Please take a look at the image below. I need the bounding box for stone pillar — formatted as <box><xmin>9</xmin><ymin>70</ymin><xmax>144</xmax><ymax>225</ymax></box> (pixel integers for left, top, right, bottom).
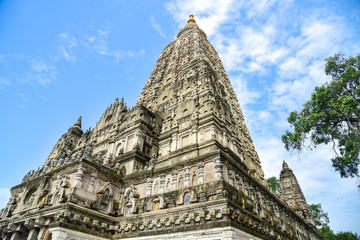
<box><xmin>104</xmin><ymin>142</ymin><xmax>115</xmax><ymax>165</ymax></box>
<box><xmin>184</xmin><ymin>166</ymin><xmax>190</xmax><ymax>188</ymax></box>
<box><xmin>159</xmin><ymin>174</ymin><xmax>165</xmax><ymax>194</ymax></box>
<box><xmin>36</xmin><ymin>228</ymin><xmax>45</xmax><ymax>240</ymax></box>
<box><xmin>171</xmin><ymin>134</ymin><xmax>177</xmax><ymax>151</ymax></box>
<box><xmin>73</xmin><ymin>166</ymin><xmax>85</xmax><ymax>188</ymax></box>
<box><xmin>166</xmin><ymin>141</ymin><xmax>171</xmax><ymax>154</ymax></box>
<box><xmin>231</xmin><ymin>139</ymin><xmax>236</xmax><ymax>152</ymax></box>
<box><xmin>222</xmin><ymin>131</ymin><xmax>227</xmax><ymax>146</ymax></box>
<box><xmin>146</xmin><ymin>178</ymin><xmax>152</xmax><ymax>196</ymax></box>
<box><xmin>172</xmin><ymin>170</ymin><xmax>177</xmax><ymax>191</ymax></box>
<box><xmin>87</xmin><ymin>172</ymin><xmax>97</xmax><ymax>193</ymax></box>
<box><xmin>211</xmin><ymin>126</ymin><xmax>217</xmax><ymax>140</ymax></box>
<box><xmin>27</xmin><ymin>228</ymin><xmax>39</xmax><ymax>240</ymax></box>
<box><xmin>10</xmin><ymin>232</ymin><xmax>21</xmax><ymax>240</ymax></box>
<box><xmin>197</xmin><ymin>162</ymin><xmax>204</xmax><ymax>184</ymax></box>
<box><xmin>214</xmin><ymin>157</ymin><xmax>223</xmax><ymax>180</ymax></box>
<box><xmin>3</xmin><ymin>234</ymin><xmax>11</xmax><ymax>240</ymax></box>
<box><xmin>190</xmin><ymin>128</ymin><xmax>197</xmax><ymax>145</ymax></box>
<box><xmin>134</xmin><ymin>130</ymin><xmax>144</xmax><ymax>151</ymax></box>
<box><xmin>199</xmin><ymin>130</ymin><xmax>204</xmax><ymax>141</ymax></box>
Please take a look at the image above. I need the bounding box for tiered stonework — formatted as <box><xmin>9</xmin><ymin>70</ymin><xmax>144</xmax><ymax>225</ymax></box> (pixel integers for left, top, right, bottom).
<box><xmin>280</xmin><ymin>161</ymin><xmax>314</xmax><ymax>225</ymax></box>
<box><xmin>0</xmin><ymin>16</ymin><xmax>321</xmax><ymax>240</ymax></box>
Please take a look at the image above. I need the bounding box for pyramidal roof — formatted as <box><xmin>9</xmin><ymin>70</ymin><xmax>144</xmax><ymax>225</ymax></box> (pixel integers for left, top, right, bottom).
<box><xmin>1</xmin><ymin>15</ymin><xmax>321</xmax><ymax>240</ymax></box>
<box><xmin>138</xmin><ymin>15</ymin><xmax>265</xmax><ymax>183</ymax></box>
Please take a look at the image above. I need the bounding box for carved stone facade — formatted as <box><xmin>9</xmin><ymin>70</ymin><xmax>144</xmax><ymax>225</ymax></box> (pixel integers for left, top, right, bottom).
<box><xmin>0</xmin><ymin>15</ymin><xmax>321</xmax><ymax>240</ymax></box>
<box><xmin>280</xmin><ymin>161</ymin><xmax>314</xmax><ymax>225</ymax></box>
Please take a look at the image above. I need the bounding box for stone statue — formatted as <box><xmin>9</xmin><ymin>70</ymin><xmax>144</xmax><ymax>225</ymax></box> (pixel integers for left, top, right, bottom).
<box><xmin>70</xmin><ymin>153</ymin><xmax>77</xmax><ymax>162</ymax></box>
<box><xmin>75</xmin><ymin>151</ymin><xmax>83</xmax><ymax>161</ymax></box>
<box><xmin>29</xmin><ymin>170</ymin><xmax>35</xmax><ymax>179</ymax></box>
<box><xmin>63</xmin><ymin>156</ymin><xmax>70</xmax><ymax>165</ymax></box>
<box><xmin>57</xmin><ymin>153</ymin><xmax>66</xmax><ymax>167</ymax></box>
<box><xmin>84</xmin><ymin>145</ymin><xmax>93</xmax><ymax>159</ymax></box>
<box><xmin>149</xmin><ymin>156</ymin><xmax>156</xmax><ymax>169</ymax></box>
<box><xmin>51</xmin><ymin>158</ymin><xmax>58</xmax><ymax>168</ymax></box>
<box><xmin>95</xmin><ymin>152</ymin><xmax>103</xmax><ymax>163</ymax></box>
<box><xmin>26</xmin><ymin>193</ymin><xmax>35</xmax><ymax>208</ymax></box>
<box><xmin>22</xmin><ymin>171</ymin><xmax>30</xmax><ymax>183</ymax></box>
<box><xmin>43</xmin><ymin>163</ymin><xmax>51</xmax><ymax>173</ymax></box>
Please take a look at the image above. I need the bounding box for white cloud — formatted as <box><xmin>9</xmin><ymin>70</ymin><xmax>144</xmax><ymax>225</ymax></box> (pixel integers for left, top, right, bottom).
<box><xmin>0</xmin><ymin>54</ymin><xmax>56</xmax><ymax>87</ymax></box>
<box><xmin>24</xmin><ymin>59</ymin><xmax>56</xmax><ymax>86</ymax></box>
<box><xmin>230</xmin><ymin>74</ymin><xmax>260</xmax><ymax>108</ymax></box>
<box><xmin>82</xmin><ymin>28</ymin><xmax>145</xmax><ymax>62</ymax></box>
<box><xmin>150</xmin><ymin>16</ymin><xmax>166</xmax><ymax>38</ymax></box>
<box><xmin>165</xmin><ymin>0</ymin><xmax>234</xmax><ymax>37</ymax></box>
<box><xmin>57</xmin><ymin>33</ymin><xmax>77</xmax><ymax>62</ymax></box>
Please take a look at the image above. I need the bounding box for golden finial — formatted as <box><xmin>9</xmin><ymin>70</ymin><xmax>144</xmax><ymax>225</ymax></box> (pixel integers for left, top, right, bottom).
<box><xmin>187</xmin><ymin>14</ymin><xmax>196</xmax><ymax>23</ymax></box>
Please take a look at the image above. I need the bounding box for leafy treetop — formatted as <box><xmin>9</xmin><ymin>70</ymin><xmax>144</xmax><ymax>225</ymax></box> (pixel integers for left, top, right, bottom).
<box><xmin>266</xmin><ymin>176</ymin><xmax>280</xmax><ymax>197</ymax></box>
<box><xmin>282</xmin><ymin>54</ymin><xmax>360</xmax><ymax>179</ymax></box>
<box><xmin>309</xmin><ymin>203</ymin><xmax>359</xmax><ymax>239</ymax></box>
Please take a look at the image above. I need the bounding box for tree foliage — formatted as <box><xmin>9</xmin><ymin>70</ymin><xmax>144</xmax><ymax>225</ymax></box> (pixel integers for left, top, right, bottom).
<box><xmin>309</xmin><ymin>203</ymin><xmax>330</xmax><ymax>228</ymax></box>
<box><xmin>266</xmin><ymin>176</ymin><xmax>280</xmax><ymax>197</ymax></box>
<box><xmin>282</xmin><ymin>54</ymin><xmax>360</xmax><ymax>179</ymax></box>
<box><xmin>309</xmin><ymin>203</ymin><xmax>359</xmax><ymax>240</ymax></box>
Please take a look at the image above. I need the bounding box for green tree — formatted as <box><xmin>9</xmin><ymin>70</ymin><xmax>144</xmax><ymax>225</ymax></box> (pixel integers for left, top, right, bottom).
<box><xmin>309</xmin><ymin>203</ymin><xmax>360</xmax><ymax>239</ymax></box>
<box><xmin>335</xmin><ymin>232</ymin><xmax>360</xmax><ymax>240</ymax></box>
<box><xmin>318</xmin><ymin>226</ymin><xmax>336</xmax><ymax>240</ymax></box>
<box><xmin>266</xmin><ymin>176</ymin><xmax>280</xmax><ymax>197</ymax></box>
<box><xmin>309</xmin><ymin>203</ymin><xmax>330</xmax><ymax>229</ymax></box>
<box><xmin>282</xmin><ymin>54</ymin><xmax>360</xmax><ymax>179</ymax></box>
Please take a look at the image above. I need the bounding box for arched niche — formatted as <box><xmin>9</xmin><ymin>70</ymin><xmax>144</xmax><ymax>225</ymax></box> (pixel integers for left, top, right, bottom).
<box><xmin>120</xmin><ymin>185</ymin><xmax>138</xmax><ymax>215</ymax></box>
<box><xmin>121</xmin><ymin>197</ymin><xmax>136</xmax><ymax>216</ymax></box>
<box><xmin>95</xmin><ymin>182</ymin><xmax>114</xmax><ymax>214</ymax></box>
<box><xmin>176</xmin><ymin>189</ymin><xmax>197</xmax><ymax>205</ymax></box>
<box><xmin>23</xmin><ymin>187</ymin><xmax>37</xmax><ymax>208</ymax></box>
<box><xmin>146</xmin><ymin>195</ymin><xmax>165</xmax><ymax>211</ymax></box>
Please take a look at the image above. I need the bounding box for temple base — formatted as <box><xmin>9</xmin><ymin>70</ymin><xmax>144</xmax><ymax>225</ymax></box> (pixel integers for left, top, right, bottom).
<box><xmin>49</xmin><ymin>226</ymin><xmax>262</xmax><ymax>240</ymax></box>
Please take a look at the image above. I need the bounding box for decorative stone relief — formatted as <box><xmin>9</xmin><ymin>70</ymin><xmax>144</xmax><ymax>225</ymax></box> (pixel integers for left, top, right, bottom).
<box><xmin>51</xmin><ymin>175</ymin><xmax>69</xmax><ymax>205</ymax></box>
<box><xmin>214</xmin><ymin>157</ymin><xmax>223</xmax><ymax>180</ymax></box>
<box><xmin>94</xmin><ymin>182</ymin><xmax>114</xmax><ymax>214</ymax></box>
<box><xmin>73</xmin><ymin>166</ymin><xmax>85</xmax><ymax>188</ymax></box>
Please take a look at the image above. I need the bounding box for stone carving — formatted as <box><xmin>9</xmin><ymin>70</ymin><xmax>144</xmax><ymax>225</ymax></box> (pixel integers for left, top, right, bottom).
<box><xmin>214</xmin><ymin>157</ymin><xmax>223</xmax><ymax>180</ymax></box>
<box><xmin>73</xmin><ymin>166</ymin><xmax>85</xmax><ymax>188</ymax></box>
<box><xmin>26</xmin><ymin>193</ymin><xmax>35</xmax><ymax>208</ymax></box>
<box><xmin>0</xmin><ymin>15</ymin><xmax>320</xmax><ymax>240</ymax></box>
<box><xmin>149</xmin><ymin>156</ymin><xmax>156</xmax><ymax>169</ymax></box>
<box><xmin>51</xmin><ymin>175</ymin><xmax>69</xmax><ymax>204</ymax></box>
<box><xmin>38</xmin><ymin>181</ymin><xmax>50</xmax><ymax>208</ymax></box>
<box><xmin>146</xmin><ymin>195</ymin><xmax>165</xmax><ymax>211</ymax></box>
<box><xmin>95</xmin><ymin>182</ymin><xmax>114</xmax><ymax>214</ymax></box>
<box><xmin>84</xmin><ymin>145</ymin><xmax>93</xmax><ymax>159</ymax></box>
<box><xmin>0</xmin><ymin>194</ymin><xmax>18</xmax><ymax>218</ymax></box>
<box><xmin>120</xmin><ymin>185</ymin><xmax>138</xmax><ymax>216</ymax></box>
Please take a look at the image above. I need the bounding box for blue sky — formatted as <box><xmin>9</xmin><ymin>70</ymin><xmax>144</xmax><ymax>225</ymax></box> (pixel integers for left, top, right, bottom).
<box><xmin>1</xmin><ymin>0</ymin><xmax>359</xmax><ymax>234</ymax></box>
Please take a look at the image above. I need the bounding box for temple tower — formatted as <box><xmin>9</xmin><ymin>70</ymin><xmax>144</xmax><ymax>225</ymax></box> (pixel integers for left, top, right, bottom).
<box><xmin>138</xmin><ymin>14</ymin><xmax>265</xmax><ymax>184</ymax></box>
<box><xmin>0</xmin><ymin>15</ymin><xmax>320</xmax><ymax>240</ymax></box>
<box><xmin>280</xmin><ymin>161</ymin><xmax>314</xmax><ymax>225</ymax></box>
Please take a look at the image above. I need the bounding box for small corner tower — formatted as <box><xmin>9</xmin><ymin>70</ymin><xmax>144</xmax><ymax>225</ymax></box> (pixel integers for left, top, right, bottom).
<box><xmin>280</xmin><ymin>160</ymin><xmax>314</xmax><ymax>224</ymax></box>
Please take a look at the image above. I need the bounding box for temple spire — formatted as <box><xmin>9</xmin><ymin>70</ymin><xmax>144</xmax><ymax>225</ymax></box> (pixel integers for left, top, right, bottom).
<box><xmin>282</xmin><ymin>160</ymin><xmax>289</xmax><ymax>169</ymax></box>
<box><xmin>187</xmin><ymin>14</ymin><xmax>196</xmax><ymax>23</ymax></box>
<box><xmin>74</xmin><ymin>116</ymin><xmax>82</xmax><ymax>128</ymax></box>
<box><xmin>68</xmin><ymin>116</ymin><xmax>83</xmax><ymax>136</ymax></box>
<box><xmin>280</xmin><ymin>161</ymin><xmax>314</xmax><ymax>224</ymax></box>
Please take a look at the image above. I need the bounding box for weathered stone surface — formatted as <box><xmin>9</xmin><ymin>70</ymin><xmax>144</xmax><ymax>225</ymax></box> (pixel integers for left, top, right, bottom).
<box><xmin>0</xmin><ymin>15</ymin><xmax>321</xmax><ymax>240</ymax></box>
